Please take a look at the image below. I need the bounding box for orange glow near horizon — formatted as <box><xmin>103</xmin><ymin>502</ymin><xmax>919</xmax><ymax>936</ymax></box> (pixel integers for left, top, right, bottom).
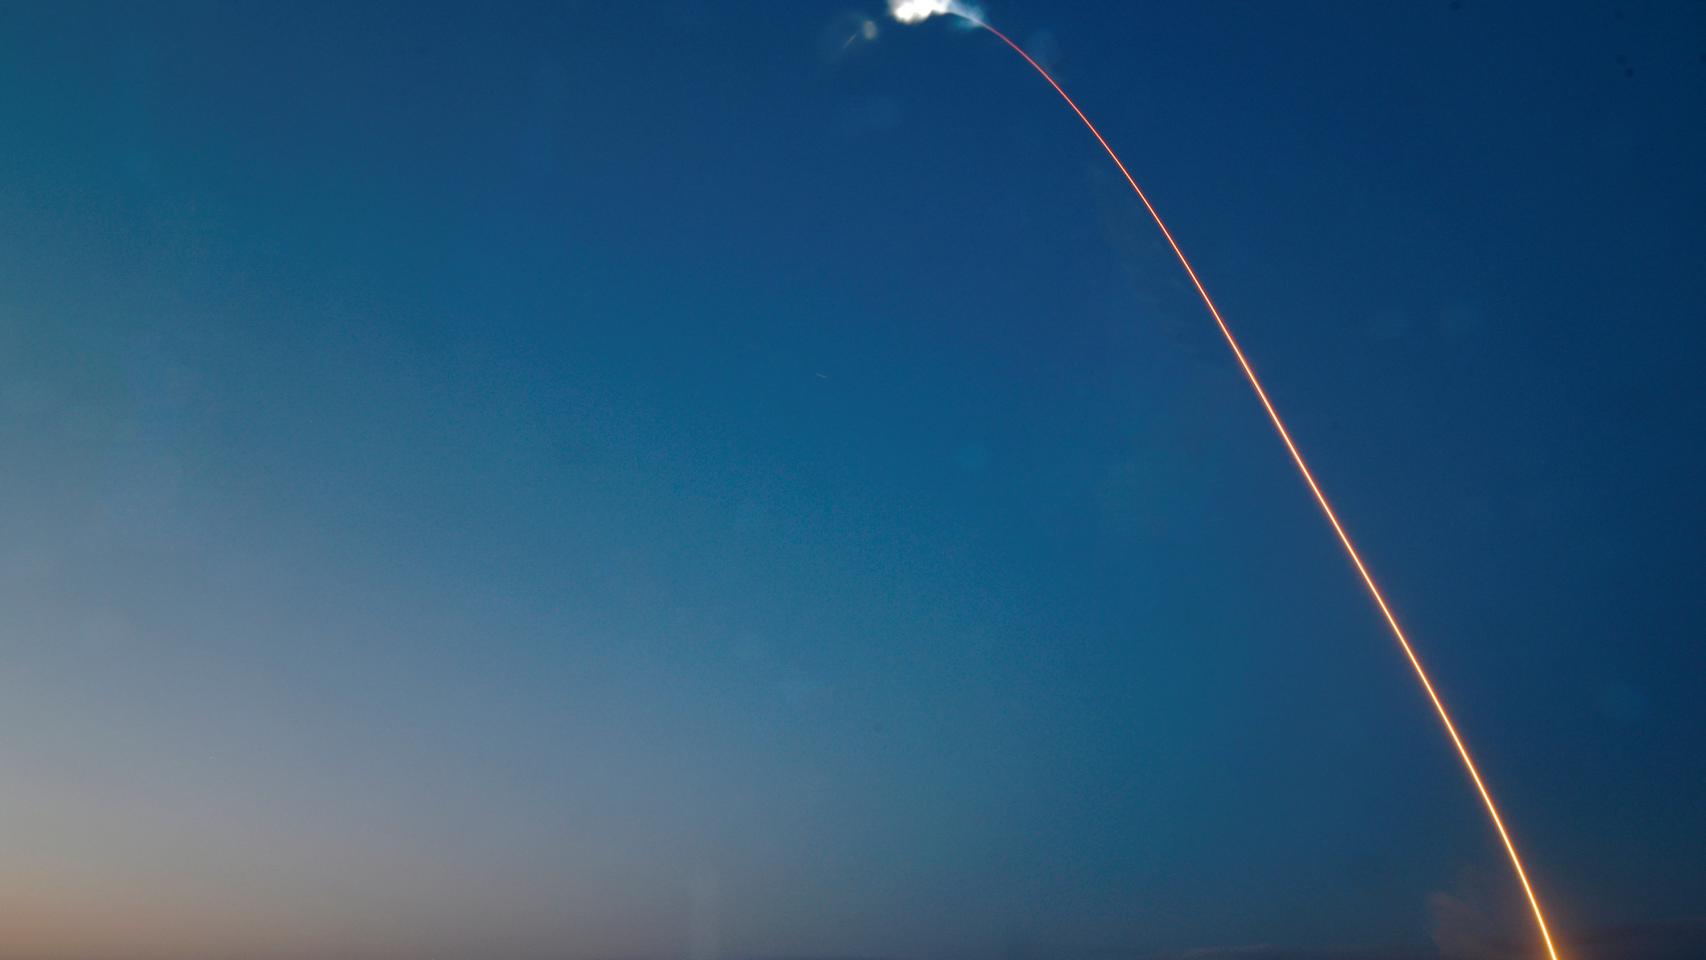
<box><xmin>968</xmin><ymin>19</ymin><xmax>1562</xmax><ymax>960</ymax></box>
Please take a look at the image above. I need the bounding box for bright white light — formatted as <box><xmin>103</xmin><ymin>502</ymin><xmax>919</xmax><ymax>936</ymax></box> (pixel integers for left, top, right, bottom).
<box><xmin>889</xmin><ymin>0</ymin><xmax>983</xmax><ymax>25</ymax></box>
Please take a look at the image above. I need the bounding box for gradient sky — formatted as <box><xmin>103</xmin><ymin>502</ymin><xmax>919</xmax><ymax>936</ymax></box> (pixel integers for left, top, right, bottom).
<box><xmin>3</xmin><ymin>2</ymin><xmax>1705</xmax><ymax>959</ymax></box>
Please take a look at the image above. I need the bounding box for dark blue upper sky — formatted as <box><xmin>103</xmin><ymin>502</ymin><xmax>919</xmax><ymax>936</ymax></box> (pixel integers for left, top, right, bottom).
<box><xmin>2</xmin><ymin>2</ymin><xmax>1703</xmax><ymax>958</ymax></box>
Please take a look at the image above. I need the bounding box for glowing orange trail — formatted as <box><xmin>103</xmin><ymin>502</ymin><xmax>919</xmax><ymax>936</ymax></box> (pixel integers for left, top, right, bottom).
<box><xmin>966</xmin><ymin>19</ymin><xmax>1561</xmax><ymax>960</ymax></box>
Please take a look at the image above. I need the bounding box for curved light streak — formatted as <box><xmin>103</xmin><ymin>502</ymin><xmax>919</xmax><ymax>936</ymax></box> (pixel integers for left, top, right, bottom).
<box><xmin>958</xmin><ymin>16</ymin><xmax>1563</xmax><ymax>960</ymax></box>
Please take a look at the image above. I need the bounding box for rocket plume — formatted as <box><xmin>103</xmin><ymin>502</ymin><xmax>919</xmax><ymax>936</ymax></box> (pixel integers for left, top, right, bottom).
<box><xmin>890</xmin><ymin>8</ymin><xmax>1566</xmax><ymax>960</ymax></box>
<box><xmin>888</xmin><ymin>0</ymin><xmax>984</xmax><ymax>26</ymax></box>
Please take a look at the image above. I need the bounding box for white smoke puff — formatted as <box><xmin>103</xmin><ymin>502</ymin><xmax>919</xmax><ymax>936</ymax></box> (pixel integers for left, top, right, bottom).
<box><xmin>889</xmin><ymin>0</ymin><xmax>984</xmax><ymax>25</ymax></box>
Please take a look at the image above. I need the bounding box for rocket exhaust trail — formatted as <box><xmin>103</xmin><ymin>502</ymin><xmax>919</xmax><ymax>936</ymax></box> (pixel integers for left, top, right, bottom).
<box><xmin>959</xmin><ymin>17</ymin><xmax>1563</xmax><ymax>960</ymax></box>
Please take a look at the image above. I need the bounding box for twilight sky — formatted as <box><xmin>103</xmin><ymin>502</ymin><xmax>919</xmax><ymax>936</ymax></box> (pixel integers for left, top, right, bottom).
<box><xmin>2</xmin><ymin>2</ymin><xmax>1704</xmax><ymax>959</ymax></box>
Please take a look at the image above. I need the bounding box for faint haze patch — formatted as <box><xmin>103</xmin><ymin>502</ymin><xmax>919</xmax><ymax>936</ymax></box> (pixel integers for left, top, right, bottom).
<box><xmin>1011</xmin><ymin>27</ymin><xmax>1063</xmax><ymax>72</ymax></box>
<box><xmin>1423</xmin><ymin>870</ymin><xmax>1706</xmax><ymax>960</ymax></box>
<box><xmin>1088</xmin><ymin>162</ymin><xmax>1218</xmax><ymax>366</ymax></box>
<box><xmin>832</xmin><ymin>96</ymin><xmax>903</xmax><ymax>140</ymax></box>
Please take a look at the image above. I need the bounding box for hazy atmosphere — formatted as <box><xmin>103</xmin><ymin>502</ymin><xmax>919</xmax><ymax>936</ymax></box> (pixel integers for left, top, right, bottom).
<box><xmin>3</xmin><ymin>2</ymin><xmax>1704</xmax><ymax>958</ymax></box>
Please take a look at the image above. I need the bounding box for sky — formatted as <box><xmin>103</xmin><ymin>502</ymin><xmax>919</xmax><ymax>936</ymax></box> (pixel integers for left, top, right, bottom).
<box><xmin>2</xmin><ymin>2</ymin><xmax>1704</xmax><ymax>959</ymax></box>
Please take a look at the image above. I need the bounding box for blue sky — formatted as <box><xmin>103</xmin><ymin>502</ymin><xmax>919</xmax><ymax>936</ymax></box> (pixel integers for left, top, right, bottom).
<box><xmin>2</xmin><ymin>2</ymin><xmax>1704</xmax><ymax>958</ymax></box>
